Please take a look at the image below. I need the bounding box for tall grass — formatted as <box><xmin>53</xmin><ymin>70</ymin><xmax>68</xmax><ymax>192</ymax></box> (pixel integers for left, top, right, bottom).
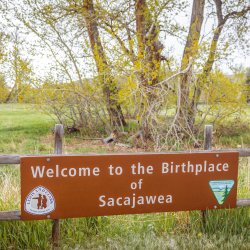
<box><xmin>0</xmin><ymin>104</ymin><xmax>54</xmax><ymax>154</ymax></box>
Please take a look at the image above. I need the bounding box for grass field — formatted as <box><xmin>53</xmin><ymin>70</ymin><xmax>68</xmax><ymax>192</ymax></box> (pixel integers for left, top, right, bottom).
<box><xmin>0</xmin><ymin>104</ymin><xmax>250</xmax><ymax>249</ymax></box>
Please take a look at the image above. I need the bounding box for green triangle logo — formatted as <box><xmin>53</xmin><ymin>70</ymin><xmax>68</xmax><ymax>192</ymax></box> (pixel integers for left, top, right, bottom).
<box><xmin>209</xmin><ymin>180</ymin><xmax>234</xmax><ymax>205</ymax></box>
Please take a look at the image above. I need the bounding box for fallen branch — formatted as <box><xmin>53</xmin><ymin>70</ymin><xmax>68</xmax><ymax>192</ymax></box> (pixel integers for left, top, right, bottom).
<box><xmin>73</xmin><ymin>137</ymin><xmax>103</xmax><ymax>140</ymax></box>
<box><xmin>102</xmin><ymin>130</ymin><xmax>128</xmax><ymax>144</ymax></box>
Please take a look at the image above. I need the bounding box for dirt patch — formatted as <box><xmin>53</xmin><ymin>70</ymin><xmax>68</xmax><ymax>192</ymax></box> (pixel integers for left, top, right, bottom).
<box><xmin>41</xmin><ymin>135</ymin><xmax>145</xmax><ymax>154</ymax></box>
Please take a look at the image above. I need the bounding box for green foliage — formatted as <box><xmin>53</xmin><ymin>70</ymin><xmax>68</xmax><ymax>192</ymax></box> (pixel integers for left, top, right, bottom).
<box><xmin>197</xmin><ymin>71</ymin><xmax>246</xmax><ymax>126</ymax></box>
<box><xmin>207</xmin><ymin>71</ymin><xmax>244</xmax><ymax>107</ymax></box>
<box><xmin>0</xmin><ymin>75</ymin><xmax>9</xmax><ymax>103</ymax></box>
<box><xmin>245</xmin><ymin>68</ymin><xmax>250</xmax><ymax>102</ymax></box>
<box><xmin>213</xmin><ymin>116</ymin><xmax>250</xmax><ymax>147</ymax></box>
<box><xmin>246</xmin><ymin>68</ymin><xmax>250</xmax><ymax>85</ymax></box>
<box><xmin>11</xmin><ymin>47</ymin><xmax>33</xmax><ymax>103</ymax></box>
<box><xmin>31</xmin><ymin>79</ymin><xmax>111</xmax><ymax>135</ymax></box>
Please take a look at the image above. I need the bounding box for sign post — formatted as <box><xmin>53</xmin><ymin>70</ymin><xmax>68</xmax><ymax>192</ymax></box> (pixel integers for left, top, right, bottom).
<box><xmin>202</xmin><ymin>124</ymin><xmax>213</xmax><ymax>225</ymax></box>
<box><xmin>21</xmin><ymin>152</ymin><xmax>239</xmax><ymax>220</ymax></box>
<box><xmin>52</xmin><ymin>124</ymin><xmax>63</xmax><ymax>248</ymax></box>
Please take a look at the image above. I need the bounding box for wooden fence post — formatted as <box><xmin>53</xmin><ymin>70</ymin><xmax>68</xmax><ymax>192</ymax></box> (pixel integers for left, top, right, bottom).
<box><xmin>52</xmin><ymin>124</ymin><xmax>64</xmax><ymax>248</ymax></box>
<box><xmin>202</xmin><ymin>124</ymin><xmax>213</xmax><ymax>226</ymax></box>
<box><xmin>204</xmin><ymin>125</ymin><xmax>213</xmax><ymax>151</ymax></box>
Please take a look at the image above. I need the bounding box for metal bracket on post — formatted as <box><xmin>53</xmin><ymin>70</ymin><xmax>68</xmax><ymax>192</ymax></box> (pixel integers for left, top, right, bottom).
<box><xmin>52</xmin><ymin>124</ymin><xmax>64</xmax><ymax>249</ymax></box>
<box><xmin>202</xmin><ymin>124</ymin><xmax>213</xmax><ymax>227</ymax></box>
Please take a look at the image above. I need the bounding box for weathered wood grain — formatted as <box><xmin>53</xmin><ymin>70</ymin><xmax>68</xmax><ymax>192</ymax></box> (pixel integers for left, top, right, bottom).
<box><xmin>0</xmin><ymin>148</ymin><xmax>249</xmax><ymax>166</ymax></box>
<box><xmin>0</xmin><ymin>155</ymin><xmax>21</xmax><ymax>164</ymax></box>
<box><xmin>237</xmin><ymin>198</ymin><xmax>250</xmax><ymax>207</ymax></box>
<box><xmin>52</xmin><ymin>124</ymin><xmax>64</xmax><ymax>249</ymax></box>
<box><xmin>202</xmin><ymin>125</ymin><xmax>213</xmax><ymax>224</ymax></box>
<box><xmin>1</xmin><ymin>198</ymin><xmax>249</xmax><ymax>221</ymax></box>
<box><xmin>204</xmin><ymin>125</ymin><xmax>213</xmax><ymax>150</ymax></box>
<box><xmin>0</xmin><ymin>211</ymin><xmax>21</xmax><ymax>221</ymax></box>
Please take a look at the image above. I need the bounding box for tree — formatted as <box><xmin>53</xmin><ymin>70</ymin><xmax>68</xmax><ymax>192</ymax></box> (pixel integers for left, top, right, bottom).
<box><xmin>81</xmin><ymin>0</ymin><xmax>126</xmax><ymax>127</ymax></box>
<box><xmin>181</xmin><ymin>0</ymin><xmax>250</xmax><ymax>133</ymax></box>
<box><xmin>61</xmin><ymin>0</ymin><xmax>127</xmax><ymax>127</ymax></box>
<box><xmin>0</xmin><ymin>75</ymin><xmax>9</xmax><ymax>103</ymax></box>
<box><xmin>10</xmin><ymin>0</ymin><xmax>126</xmax><ymax>127</ymax></box>
<box><xmin>0</xmin><ymin>32</ymin><xmax>9</xmax><ymax>102</ymax></box>
<box><xmin>178</xmin><ymin>0</ymin><xmax>205</xmax><ymax>133</ymax></box>
<box><xmin>5</xmin><ymin>30</ymin><xmax>32</xmax><ymax>103</ymax></box>
<box><xmin>222</xmin><ymin>185</ymin><xmax>229</xmax><ymax>203</ymax></box>
<box><xmin>92</xmin><ymin>0</ymin><xmax>180</xmax><ymax>138</ymax></box>
<box><xmin>133</xmin><ymin>0</ymin><xmax>164</xmax><ymax>136</ymax></box>
<box><xmin>193</xmin><ymin>0</ymin><xmax>250</xmax><ymax>117</ymax></box>
<box><xmin>100</xmin><ymin>0</ymin><xmax>165</xmax><ymax>136</ymax></box>
<box><xmin>245</xmin><ymin>68</ymin><xmax>250</xmax><ymax>103</ymax></box>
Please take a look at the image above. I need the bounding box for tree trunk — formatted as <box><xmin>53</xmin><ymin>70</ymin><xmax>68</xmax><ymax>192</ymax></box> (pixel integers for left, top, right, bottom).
<box><xmin>5</xmin><ymin>84</ymin><xmax>17</xmax><ymax>103</ymax></box>
<box><xmin>135</xmin><ymin>0</ymin><xmax>162</xmax><ymax>87</ymax></box>
<box><xmin>135</xmin><ymin>0</ymin><xmax>163</xmax><ymax>137</ymax></box>
<box><xmin>83</xmin><ymin>0</ymin><xmax>126</xmax><ymax>127</ymax></box>
<box><xmin>191</xmin><ymin>25</ymin><xmax>223</xmax><ymax>117</ymax></box>
<box><xmin>178</xmin><ymin>0</ymin><xmax>205</xmax><ymax>132</ymax></box>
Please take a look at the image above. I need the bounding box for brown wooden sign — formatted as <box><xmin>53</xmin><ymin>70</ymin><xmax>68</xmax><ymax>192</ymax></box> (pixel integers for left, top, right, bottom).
<box><xmin>21</xmin><ymin>152</ymin><xmax>239</xmax><ymax>220</ymax></box>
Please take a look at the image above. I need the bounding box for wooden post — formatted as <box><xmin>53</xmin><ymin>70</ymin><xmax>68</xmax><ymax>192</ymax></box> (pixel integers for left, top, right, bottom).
<box><xmin>202</xmin><ymin>124</ymin><xmax>213</xmax><ymax>226</ymax></box>
<box><xmin>204</xmin><ymin>125</ymin><xmax>213</xmax><ymax>151</ymax></box>
<box><xmin>52</xmin><ymin>124</ymin><xmax>64</xmax><ymax>248</ymax></box>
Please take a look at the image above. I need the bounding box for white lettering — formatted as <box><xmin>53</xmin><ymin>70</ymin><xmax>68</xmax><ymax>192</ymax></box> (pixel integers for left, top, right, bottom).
<box><xmin>158</xmin><ymin>195</ymin><xmax>164</xmax><ymax>203</ymax></box>
<box><xmin>116</xmin><ymin>197</ymin><xmax>122</xmax><ymax>206</ymax></box>
<box><xmin>161</xmin><ymin>161</ymin><xmax>229</xmax><ymax>176</ymax></box>
<box><xmin>223</xmin><ymin>163</ymin><xmax>229</xmax><ymax>171</ymax></box>
<box><xmin>195</xmin><ymin>164</ymin><xmax>202</xmax><ymax>175</ymax></box>
<box><xmin>99</xmin><ymin>195</ymin><xmax>106</xmax><ymax>207</ymax></box>
<box><xmin>79</xmin><ymin>168</ymin><xmax>90</xmax><ymax>176</ymax></box>
<box><xmin>31</xmin><ymin>166</ymin><xmax>45</xmax><ymax>178</ymax></box>
<box><xmin>208</xmin><ymin>163</ymin><xmax>215</xmax><ymax>172</ymax></box>
<box><xmin>166</xmin><ymin>195</ymin><xmax>172</xmax><ymax>203</ymax></box>
<box><xmin>93</xmin><ymin>167</ymin><xmax>100</xmax><ymax>176</ymax></box>
<box><xmin>145</xmin><ymin>195</ymin><xmax>156</xmax><ymax>204</ymax></box>
<box><xmin>137</xmin><ymin>196</ymin><xmax>144</xmax><ymax>205</ymax></box>
<box><xmin>56</xmin><ymin>165</ymin><xmax>59</xmax><ymax>177</ymax></box>
<box><xmin>107</xmin><ymin>198</ymin><xmax>114</xmax><ymax>206</ymax></box>
<box><xmin>115</xmin><ymin>166</ymin><xmax>123</xmax><ymax>175</ymax></box>
<box><xmin>69</xmin><ymin>168</ymin><xmax>76</xmax><ymax>177</ymax></box>
<box><xmin>147</xmin><ymin>165</ymin><xmax>154</xmax><ymax>174</ymax></box>
<box><xmin>216</xmin><ymin>163</ymin><xmax>222</xmax><ymax>172</ymax></box>
<box><xmin>162</xmin><ymin>163</ymin><xmax>169</xmax><ymax>173</ymax></box>
<box><xmin>61</xmin><ymin>168</ymin><xmax>68</xmax><ymax>177</ymax></box>
<box><xmin>46</xmin><ymin>168</ymin><xmax>54</xmax><ymax>178</ymax></box>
